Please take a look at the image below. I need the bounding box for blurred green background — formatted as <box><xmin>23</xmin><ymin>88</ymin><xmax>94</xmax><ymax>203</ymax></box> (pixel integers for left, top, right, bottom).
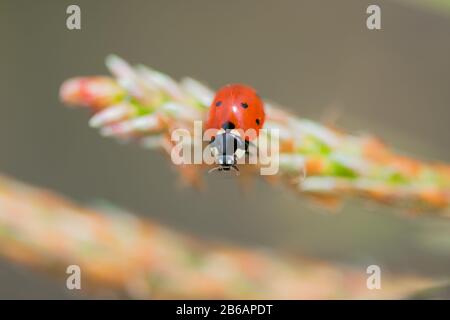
<box><xmin>0</xmin><ymin>0</ymin><xmax>450</xmax><ymax>298</ymax></box>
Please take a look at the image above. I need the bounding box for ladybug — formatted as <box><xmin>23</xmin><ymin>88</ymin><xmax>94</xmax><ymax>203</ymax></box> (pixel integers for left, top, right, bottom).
<box><xmin>206</xmin><ymin>84</ymin><xmax>265</xmax><ymax>173</ymax></box>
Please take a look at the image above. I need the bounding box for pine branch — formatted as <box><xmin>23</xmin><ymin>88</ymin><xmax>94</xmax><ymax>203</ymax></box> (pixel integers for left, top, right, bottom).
<box><xmin>60</xmin><ymin>55</ymin><xmax>450</xmax><ymax>214</ymax></box>
<box><xmin>0</xmin><ymin>175</ymin><xmax>433</xmax><ymax>299</ymax></box>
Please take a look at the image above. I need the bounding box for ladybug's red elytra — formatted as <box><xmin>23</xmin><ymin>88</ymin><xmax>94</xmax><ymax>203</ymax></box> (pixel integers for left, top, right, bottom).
<box><xmin>206</xmin><ymin>84</ymin><xmax>266</xmax><ymax>173</ymax></box>
<box><xmin>206</xmin><ymin>84</ymin><xmax>265</xmax><ymax>137</ymax></box>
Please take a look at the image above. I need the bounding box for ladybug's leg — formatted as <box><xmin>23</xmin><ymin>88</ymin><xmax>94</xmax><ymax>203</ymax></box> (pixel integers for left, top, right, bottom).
<box><xmin>245</xmin><ymin>140</ymin><xmax>257</xmax><ymax>155</ymax></box>
<box><xmin>245</xmin><ymin>140</ymin><xmax>250</xmax><ymax>154</ymax></box>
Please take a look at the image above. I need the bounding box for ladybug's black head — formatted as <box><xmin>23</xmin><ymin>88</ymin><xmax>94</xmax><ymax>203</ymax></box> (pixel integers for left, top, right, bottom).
<box><xmin>208</xmin><ymin>130</ymin><xmax>245</xmax><ymax>174</ymax></box>
<box><xmin>221</xmin><ymin>121</ymin><xmax>235</xmax><ymax>130</ymax></box>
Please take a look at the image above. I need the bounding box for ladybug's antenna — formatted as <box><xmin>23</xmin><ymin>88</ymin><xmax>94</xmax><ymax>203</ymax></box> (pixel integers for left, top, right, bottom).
<box><xmin>230</xmin><ymin>165</ymin><xmax>240</xmax><ymax>175</ymax></box>
<box><xmin>208</xmin><ymin>165</ymin><xmax>240</xmax><ymax>176</ymax></box>
<box><xmin>208</xmin><ymin>166</ymin><xmax>222</xmax><ymax>174</ymax></box>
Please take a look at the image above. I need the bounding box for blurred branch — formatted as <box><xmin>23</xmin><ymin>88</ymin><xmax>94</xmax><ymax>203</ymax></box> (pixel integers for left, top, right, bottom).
<box><xmin>0</xmin><ymin>175</ymin><xmax>434</xmax><ymax>298</ymax></box>
<box><xmin>60</xmin><ymin>55</ymin><xmax>450</xmax><ymax>215</ymax></box>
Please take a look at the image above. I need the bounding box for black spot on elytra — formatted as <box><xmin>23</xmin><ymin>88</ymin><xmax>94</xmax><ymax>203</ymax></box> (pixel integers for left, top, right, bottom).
<box><xmin>215</xmin><ymin>101</ymin><xmax>222</xmax><ymax>107</ymax></box>
<box><xmin>256</xmin><ymin>118</ymin><xmax>260</xmax><ymax>125</ymax></box>
<box><xmin>241</xmin><ymin>102</ymin><xmax>248</xmax><ymax>109</ymax></box>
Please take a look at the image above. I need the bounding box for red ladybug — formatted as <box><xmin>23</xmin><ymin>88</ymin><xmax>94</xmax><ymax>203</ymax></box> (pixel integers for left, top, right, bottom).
<box><xmin>206</xmin><ymin>84</ymin><xmax>265</xmax><ymax>135</ymax></box>
<box><xmin>206</xmin><ymin>84</ymin><xmax>265</xmax><ymax>172</ymax></box>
